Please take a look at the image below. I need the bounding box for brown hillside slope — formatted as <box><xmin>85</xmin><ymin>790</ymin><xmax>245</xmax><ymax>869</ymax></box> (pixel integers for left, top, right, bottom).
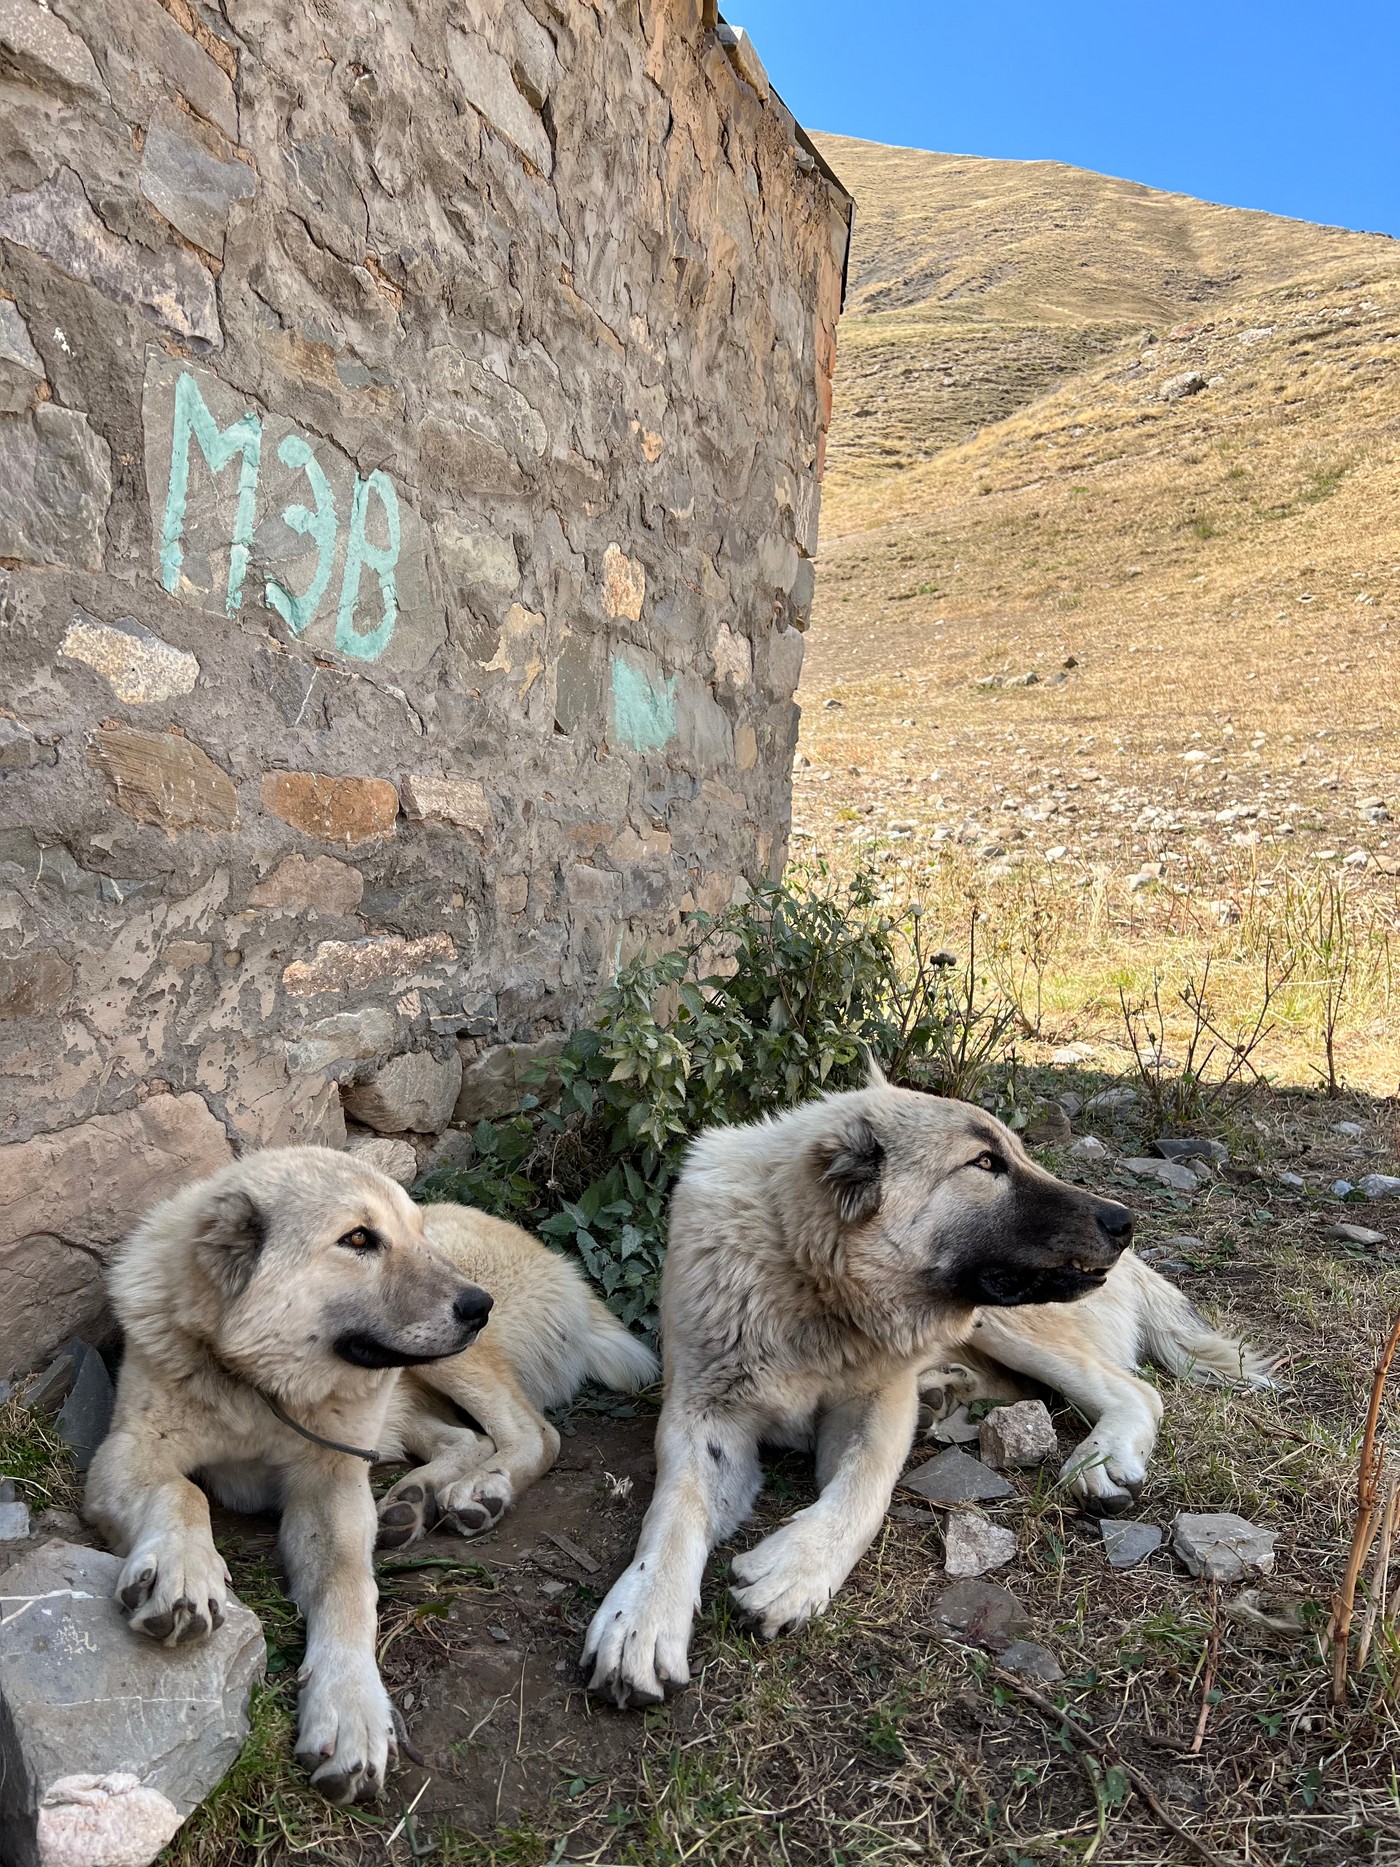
<box><xmin>795</xmin><ymin>138</ymin><xmax>1400</xmax><ymax>1088</ymax></box>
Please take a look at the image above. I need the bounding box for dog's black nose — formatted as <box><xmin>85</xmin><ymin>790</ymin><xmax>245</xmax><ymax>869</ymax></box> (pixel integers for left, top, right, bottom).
<box><xmin>1095</xmin><ymin>1200</ymin><xmax>1134</xmax><ymax>1246</ymax></box>
<box><xmin>454</xmin><ymin>1286</ymin><xmax>493</xmax><ymax>1329</ymax></box>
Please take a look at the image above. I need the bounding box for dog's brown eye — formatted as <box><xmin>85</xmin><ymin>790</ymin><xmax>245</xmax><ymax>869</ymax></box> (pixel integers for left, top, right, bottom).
<box><xmin>974</xmin><ymin>1152</ymin><xmax>1004</xmax><ymax>1173</ymax></box>
<box><xmin>337</xmin><ymin>1226</ymin><xmax>380</xmax><ymax>1253</ymax></box>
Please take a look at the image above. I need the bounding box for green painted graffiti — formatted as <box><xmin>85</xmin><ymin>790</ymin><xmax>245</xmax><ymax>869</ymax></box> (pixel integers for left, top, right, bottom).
<box><xmin>266</xmin><ymin>434</ymin><xmax>337</xmax><ymax>636</ymax></box>
<box><xmin>611</xmin><ymin>654</ymin><xmax>677</xmax><ymax>751</ymax></box>
<box><xmin>158</xmin><ymin>370</ymin><xmax>401</xmax><ymax>658</ymax></box>
<box><xmin>160</xmin><ymin>370</ymin><xmax>261</xmax><ymax>614</ymax></box>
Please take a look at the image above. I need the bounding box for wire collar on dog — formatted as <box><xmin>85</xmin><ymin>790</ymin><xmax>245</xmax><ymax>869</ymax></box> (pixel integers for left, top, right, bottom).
<box><xmin>261</xmin><ymin>1392</ymin><xmax>380</xmax><ymax>1463</ymax></box>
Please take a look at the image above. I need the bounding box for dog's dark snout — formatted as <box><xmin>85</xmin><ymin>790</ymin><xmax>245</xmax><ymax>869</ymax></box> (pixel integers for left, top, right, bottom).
<box><xmin>1095</xmin><ymin>1200</ymin><xmax>1134</xmax><ymax>1247</ymax></box>
<box><xmin>454</xmin><ymin>1286</ymin><xmax>493</xmax><ymax>1330</ymax></box>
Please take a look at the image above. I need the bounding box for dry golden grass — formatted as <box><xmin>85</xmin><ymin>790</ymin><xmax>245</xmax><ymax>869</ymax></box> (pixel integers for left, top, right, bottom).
<box><xmin>797</xmin><ymin>137</ymin><xmax>1400</xmax><ymax>1094</ymax></box>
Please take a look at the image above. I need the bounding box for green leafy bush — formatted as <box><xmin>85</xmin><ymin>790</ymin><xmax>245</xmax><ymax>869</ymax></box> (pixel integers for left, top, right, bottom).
<box><xmin>417</xmin><ymin>868</ymin><xmax>1015</xmax><ymax>1330</ymax></box>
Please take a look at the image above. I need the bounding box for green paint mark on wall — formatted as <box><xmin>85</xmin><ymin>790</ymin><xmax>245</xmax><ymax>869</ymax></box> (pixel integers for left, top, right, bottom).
<box><xmin>610</xmin><ymin>654</ymin><xmax>677</xmax><ymax>751</ymax></box>
<box><xmin>160</xmin><ymin>371</ymin><xmax>261</xmax><ymax>614</ymax></box>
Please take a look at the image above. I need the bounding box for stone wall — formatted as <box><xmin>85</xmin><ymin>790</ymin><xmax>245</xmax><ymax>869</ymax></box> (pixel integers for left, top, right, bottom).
<box><xmin>0</xmin><ymin>0</ymin><xmax>850</xmax><ymax>1374</ymax></box>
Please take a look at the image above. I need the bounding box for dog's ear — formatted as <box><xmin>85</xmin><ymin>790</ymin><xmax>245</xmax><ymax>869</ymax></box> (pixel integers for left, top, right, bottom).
<box><xmin>816</xmin><ymin>1115</ymin><xmax>885</xmax><ymax>1224</ymax></box>
<box><xmin>860</xmin><ymin>1044</ymin><xmax>889</xmax><ymax>1089</ymax></box>
<box><xmin>194</xmin><ymin>1187</ymin><xmax>266</xmax><ymax>1300</ymax></box>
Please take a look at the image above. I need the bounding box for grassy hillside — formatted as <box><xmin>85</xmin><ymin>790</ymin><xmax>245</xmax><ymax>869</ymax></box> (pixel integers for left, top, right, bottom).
<box><xmin>796</xmin><ymin>137</ymin><xmax>1400</xmax><ymax>1091</ymax></box>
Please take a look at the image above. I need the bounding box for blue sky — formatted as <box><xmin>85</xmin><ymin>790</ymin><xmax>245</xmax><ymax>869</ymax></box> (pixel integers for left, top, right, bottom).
<box><xmin>734</xmin><ymin>2</ymin><xmax>1400</xmax><ymax>237</ymax></box>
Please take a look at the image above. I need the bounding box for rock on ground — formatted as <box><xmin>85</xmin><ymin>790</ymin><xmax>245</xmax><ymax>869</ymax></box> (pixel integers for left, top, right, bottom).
<box><xmin>902</xmin><ymin>1446</ymin><xmax>1015</xmax><ymax>1504</ymax></box>
<box><xmin>0</xmin><ymin>1543</ymin><xmax>264</xmax><ymax>1867</ymax></box>
<box><xmin>930</xmin><ymin>1578</ymin><xmax>1031</xmax><ymax>1653</ymax></box>
<box><xmin>944</xmin><ymin>1510</ymin><xmax>1018</xmax><ymax>1578</ymax></box>
<box><xmin>1100</xmin><ymin>1519</ymin><xmax>1163</xmax><ymax>1570</ymax></box>
<box><xmin>978</xmin><ymin>1400</ymin><xmax>1058</xmax><ymax>1469</ymax></box>
<box><xmin>1171</xmin><ymin>1512</ymin><xmax>1277</xmax><ymax>1581</ymax></box>
<box><xmin>999</xmin><ymin>1639</ymin><xmax>1065</xmax><ymax>1682</ymax></box>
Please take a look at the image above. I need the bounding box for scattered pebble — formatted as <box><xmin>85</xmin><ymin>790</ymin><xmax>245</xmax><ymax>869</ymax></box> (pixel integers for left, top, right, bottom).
<box><xmin>1123</xmin><ymin>1157</ymin><xmax>1201</xmax><ymax>1193</ymax></box>
<box><xmin>1278</xmin><ymin>1172</ymin><xmax>1306</xmax><ymax>1190</ymax></box>
<box><xmin>1154</xmin><ymin>1137</ymin><xmax>1228</xmax><ymax>1164</ymax></box>
<box><xmin>944</xmin><ymin>1511</ymin><xmax>1018</xmax><ymax>1578</ymax></box>
<box><xmin>1070</xmin><ymin>1134</ymin><xmax>1110</xmax><ymax>1161</ymax></box>
<box><xmin>1172</xmin><ymin>1512</ymin><xmax>1277</xmax><ymax>1582</ymax></box>
<box><xmin>0</xmin><ymin>1499</ymin><xmax>30</xmax><ymax>1542</ymax></box>
<box><xmin>903</xmin><ymin>1447</ymin><xmax>1015</xmax><ymax>1505</ymax></box>
<box><xmin>979</xmin><ymin>1401</ymin><xmax>1058</xmax><ymax>1470</ymax></box>
<box><xmin>1332</xmin><ymin>1180</ymin><xmax>1355</xmax><ymax>1198</ymax></box>
<box><xmin>929</xmin><ymin>1405</ymin><xmax>983</xmax><ymax>1446</ymax></box>
<box><xmin>998</xmin><ymin>1639</ymin><xmax>1065</xmax><ymax>1682</ymax></box>
<box><xmin>1326</xmin><ymin>1222</ymin><xmax>1386</xmax><ymax>1247</ymax></box>
<box><xmin>1100</xmin><ymin>1520</ymin><xmax>1163</xmax><ymax>1570</ymax></box>
<box><xmin>1333</xmin><ymin>1122</ymin><xmax>1365</xmax><ymax>1138</ymax></box>
<box><xmin>930</xmin><ymin>1578</ymin><xmax>1031</xmax><ymax>1651</ymax></box>
<box><xmin>488</xmin><ymin>1626</ymin><xmax>512</xmax><ymax>1643</ymax></box>
<box><xmin>1359</xmin><ymin>1174</ymin><xmax>1400</xmax><ymax>1200</ymax></box>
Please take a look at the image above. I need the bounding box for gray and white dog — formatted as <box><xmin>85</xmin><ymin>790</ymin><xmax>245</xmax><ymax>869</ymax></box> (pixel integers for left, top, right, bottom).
<box><xmin>584</xmin><ymin>1079</ymin><xmax>1268</xmax><ymax>1707</ymax></box>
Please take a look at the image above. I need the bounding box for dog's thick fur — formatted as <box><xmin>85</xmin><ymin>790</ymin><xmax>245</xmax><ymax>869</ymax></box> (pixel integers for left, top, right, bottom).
<box><xmin>583</xmin><ymin>1083</ymin><xmax>1268</xmax><ymax>1707</ymax></box>
<box><xmin>86</xmin><ymin>1148</ymin><xmax>655</xmax><ymax>1802</ymax></box>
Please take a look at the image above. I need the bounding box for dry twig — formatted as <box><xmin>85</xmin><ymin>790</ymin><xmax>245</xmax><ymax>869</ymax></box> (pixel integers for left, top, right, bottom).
<box><xmin>1328</xmin><ymin>1308</ymin><xmax>1400</xmax><ymax>1703</ymax></box>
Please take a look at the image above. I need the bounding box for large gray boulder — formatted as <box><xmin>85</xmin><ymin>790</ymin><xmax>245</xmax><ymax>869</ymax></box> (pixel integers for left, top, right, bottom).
<box><xmin>342</xmin><ymin>1049</ymin><xmax>463</xmax><ymax>1135</ymax></box>
<box><xmin>0</xmin><ymin>1542</ymin><xmax>264</xmax><ymax>1867</ymax></box>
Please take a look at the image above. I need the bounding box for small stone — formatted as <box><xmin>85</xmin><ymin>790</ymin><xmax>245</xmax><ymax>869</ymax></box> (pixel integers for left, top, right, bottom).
<box><xmin>24</xmin><ymin>1347</ymin><xmax>78</xmax><ymax>1414</ymax></box>
<box><xmin>539</xmin><ymin>1579</ymin><xmax>566</xmax><ymax>1598</ymax></box>
<box><xmin>979</xmin><ymin>1401</ymin><xmax>1058</xmax><ymax>1470</ymax></box>
<box><xmin>1332</xmin><ymin>1180</ymin><xmax>1355</xmax><ymax>1198</ymax></box>
<box><xmin>929</xmin><ymin>1405</ymin><xmax>982</xmax><ymax>1446</ymax></box>
<box><xmin>55</xmin><ymin>1342</ymin><xmax>113</xmax><ymax>1470</ymax></box>
<box><xmin>342</xmin><ymin>1050</ymin><xmax>464</xmax><ymax>1135</ymax></box>
<box><xmin>602</xmin><ymin>543</ymin><xmax>645</xmax><ymax>621</ymax></box>
<box><xmin>902</xmin><ymin>1447</ymin><xmax>1015</xmax><ymax>1505</ymax></box>
<box><xmin>1100</xmin><ymin>1520</ymin><xmax>1163</xmax><ymax>1569</ymax></box>
<box><xmin>0</xmin><ymin>1498</ymin><xmax>30</xmax><ymax>1541</ymax></box>
<box><xmin>1026</xmin><ymin>1104</ymin><xmax>1072</xmax><ymax>1146</ymax></box>
<box><xmin>999</xmin><ymin>1638</ymin><xmax>1064</xmax><ymax>1682</ymax></box>
<box><xmin>1334</xmin><ymin>1121</ymin><xmax>1365</xmax><ymax>1138</ymax></box>
<box><xmin>1161</xmin><ymin>370</ymin><xmax>1208</xmax><ymax>401</ymax></box>
<box><xmin>1057</xmin><ymin>1089</ymin><xmax>1085</xmax><ymax>1115</ymax></box>
<box><xmin>399</xmin><ymin>773</ymin><xmax>492</xmax><ymax>839</ymax></box>
<box><xmin>1171</xmin><ymin>1512</ymin><xmax>1277</xmax><ymax>1582</ymax></box>
<box><xmin>487</xmin><ymin>1625</ymin><xmax>511</xmax><ymax>1643</ymax></box>
<box><xmin>1154</xmin><ymin>1137</ymin><xmax>1228</xmax><ymax>1164</ymax></box>
<box><xmin>1359</xmin><ymin>1175</ymin><xmax>1400</xmax><ymax>1201</ymax></box>
<box><xmin>1085</xmin><ymin>1087</ymin><xmax>1137</xmax><ymax>1113</ymax></box>
<box><xmin>1278</xmin><ymin>1172</ymin><xmax>1306</xmax><ymax>1190</ymax></box>
<box><xmin>1123</xmin><ymin>1158</ymin><xmax>1200</xmax><ymax>1193</ymax></box>
<box><xmin>930</xmin><ymin>1578</ymin><xmax>1031</xmax><ymax>1652</ymax></box>
<box><xmin>1326</xmin><ymin>1222</ymin><xmax>1386</xmax><ymax>1247</ymax></box>
<box><xmin>345</xmin><ymin>1137</ymin><xmax>418</xmax><ymax>1186</ymax></box>
<box><xmin>944</xmin><ymin>1511</ymin><xmax>1018</xmax><ymax>1578</ymax></box>
<box><xmin>0</xmin><ymin>1542</ymin><xmax>263</xmax><ymax>1865</ymax></box>
<box><xmin>1070</xmin><ymin>1135</ymin><xmax>1110</xmax><ymax>1161</ymax></box>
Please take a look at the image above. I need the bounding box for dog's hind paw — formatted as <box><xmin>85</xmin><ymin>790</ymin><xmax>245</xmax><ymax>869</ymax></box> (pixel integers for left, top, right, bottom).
<box><xmin>116</xmin><ymin>1531</ymin><xmax>229</xmax><ymax>1647</ymax></box>
<box><xmin>296</xmin><ymin>1654</ymin><xmax>396</xmax><ymax>1804</ymax></box>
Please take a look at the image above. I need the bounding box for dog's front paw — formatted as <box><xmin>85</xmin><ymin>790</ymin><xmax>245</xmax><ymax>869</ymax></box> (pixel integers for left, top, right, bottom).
<box><xmin>117</xmin><ymin>1532</ymin><xmax>229</xmax><ymax>1647</ymax></box>
<box><xmin>1061</xmin><ymin>1431</ymin><xmax>1147</xmax><ymax>1517</ymax></box>
<box><xmin>729</xmin><ymin>1523</ymin><xmax>836</xmax><ymax>1640</ymax></box>
<box><xmin>295</xmin><ymin>1654</ymin><xmax>396</xmax><ymax>1804</ymax></box>
<box><xmin>582</xmin><ymin>1562</ymin><xmax>692</xmax><ymax>1708</ymax></box>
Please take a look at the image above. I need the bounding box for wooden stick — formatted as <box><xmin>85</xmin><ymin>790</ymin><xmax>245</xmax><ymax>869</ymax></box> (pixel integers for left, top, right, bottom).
<box><xmin>1355</xmin><ymin>1471</ymin><xmax>1399</xmax><ymax>1676</ymax></box>
<box><xmin>993</xmin><ymin>1667</ymin><xmax>1234</xmax><ymax>1867</ymax></box>
<box><xmin>1328</xmin><ymin>1309</ymin><xmax>1400</xmax><ymax>1704</ymax></box>
<box><xmin>1191</xmin><ymin>1585</ymin><xmax>1221</xmax><ymax>1755</ymax></box>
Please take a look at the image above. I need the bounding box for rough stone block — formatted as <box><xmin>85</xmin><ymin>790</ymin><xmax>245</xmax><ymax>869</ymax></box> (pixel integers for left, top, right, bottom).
<box><xmin>138</xmin><ymin>116</ymin><xmax>256</xmax><ymax>255</ymax></box>
<box><xmin>0</xmin><ymin>168</ymin><xmax>218</xmax><ymax>344</ymax></box>
<box><xmin>1171</xmin><ymin>1512</ymin><xmax>1277</xmax><ymax>1582</ymax></box>
<box><xmin>89</xmin><ymin>727</ymin><xmax>238</xmax><ymax>832</ymax></box>
<box><xmin>0</xmin><ymin>1095</ymin><xmax>232</xmax><ymax>1377</ymax></box>
<box><xmin>346</xmin><ymin>1137</ymin><xmax>419</xmax><ymax>1186</ymax></box>
<box><xmin>0</xmin><ymin>1542</ymin><xmax>264</xmax><ymax>1867</ymax></box>
<box><xmin>452</xmin><ymin>1036</ymin><xmax>567</xmax><ymax>1126</ymax></box>
<box><xmin>59</xmin><ymin>613</ymin><xmax>198</xmax><ymax>703</ymax></box>
<box><xmin>281</xmin><ymin>933</ymin><xmax>454</xmax><ymax>999</ymax></box>
<box><xmin>978</xmin><ymin>1401</ymin><xmax>1059</xmax><ymax>1470</ymax></box>
<box><xmin>54</xmin><ymin>1342</ymin><xmax>113</xmax><ymax>1470</ymax></box>
<box><xmin>343</xmin><ymin>1050</ymin><xmax>464</xmax><ymax>1135</ymax></box>
<box><xmin>1000</xmin><ymin>1638</ymin><xmax>1064</xmax><ymax>1682</ymax></box>
<box><xmin>399</xmin><ymin>774</ymin><xmax>492</xmax><ymax>838</ymax></box>
<box><xmin>0</xmin><ymin>1498</ymin><xmax>30</xmax><ymax>1541</ymax></box>
<box><xmin>261</xmin><ymin>773</ymin><xmax>398</xmax><ymax>847</ymax></box>
<box><xmin>602</xmin><ymin>544</ymin><xmax>646</xmax><ymax>621</ymax></box>
<box><xmin>0</xmin><ymin>0</ymin><xmax>107</xmax><ymax>100</ymax></box>
<box><xmin>285</xmin><ymin>1008</ymin><xmax>397</xmax><ymax>1075</ymax></box>
<box><xmin>0</xmin><ymin>299</ymin><xmax>44</xmax><ymax>414</ymax></box>
<box><xmin>0</xmin><ymin>405</ymin><xmax>111</xmax><ymax>571</ymax></box>
<box><xmin>1100</xmin><ymin>1520</ymin><xmax>1163</xmax><ymax>1570</ymax></box>
<box><xmin>0</xmin><ymin>950</ymin><xmax>73</xmax><ymax>1021</ymax></box>
<box><xmin>248</xmin><ymin>853</ymin><xmax>364</xmax><ymax>916</ymax></box>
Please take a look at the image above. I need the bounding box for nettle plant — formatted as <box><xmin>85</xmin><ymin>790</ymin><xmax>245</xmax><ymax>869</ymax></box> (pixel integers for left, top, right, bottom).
<box><xmin>417</xmin><ymin>870</ymin><xmax>1016</xmax><ymax>1329</ymax></box>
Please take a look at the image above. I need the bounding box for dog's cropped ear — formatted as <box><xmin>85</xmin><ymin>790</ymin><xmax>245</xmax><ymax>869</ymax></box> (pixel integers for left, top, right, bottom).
<box><xmin>816</xmin><ymin>1115</ymin><xmax>885</xmax><ymax>1224</ymax></box>
<box><xmin>194</xmin><ymin>1187</ymin><xmax>267</xmax><ymax>1300</ymax></box>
